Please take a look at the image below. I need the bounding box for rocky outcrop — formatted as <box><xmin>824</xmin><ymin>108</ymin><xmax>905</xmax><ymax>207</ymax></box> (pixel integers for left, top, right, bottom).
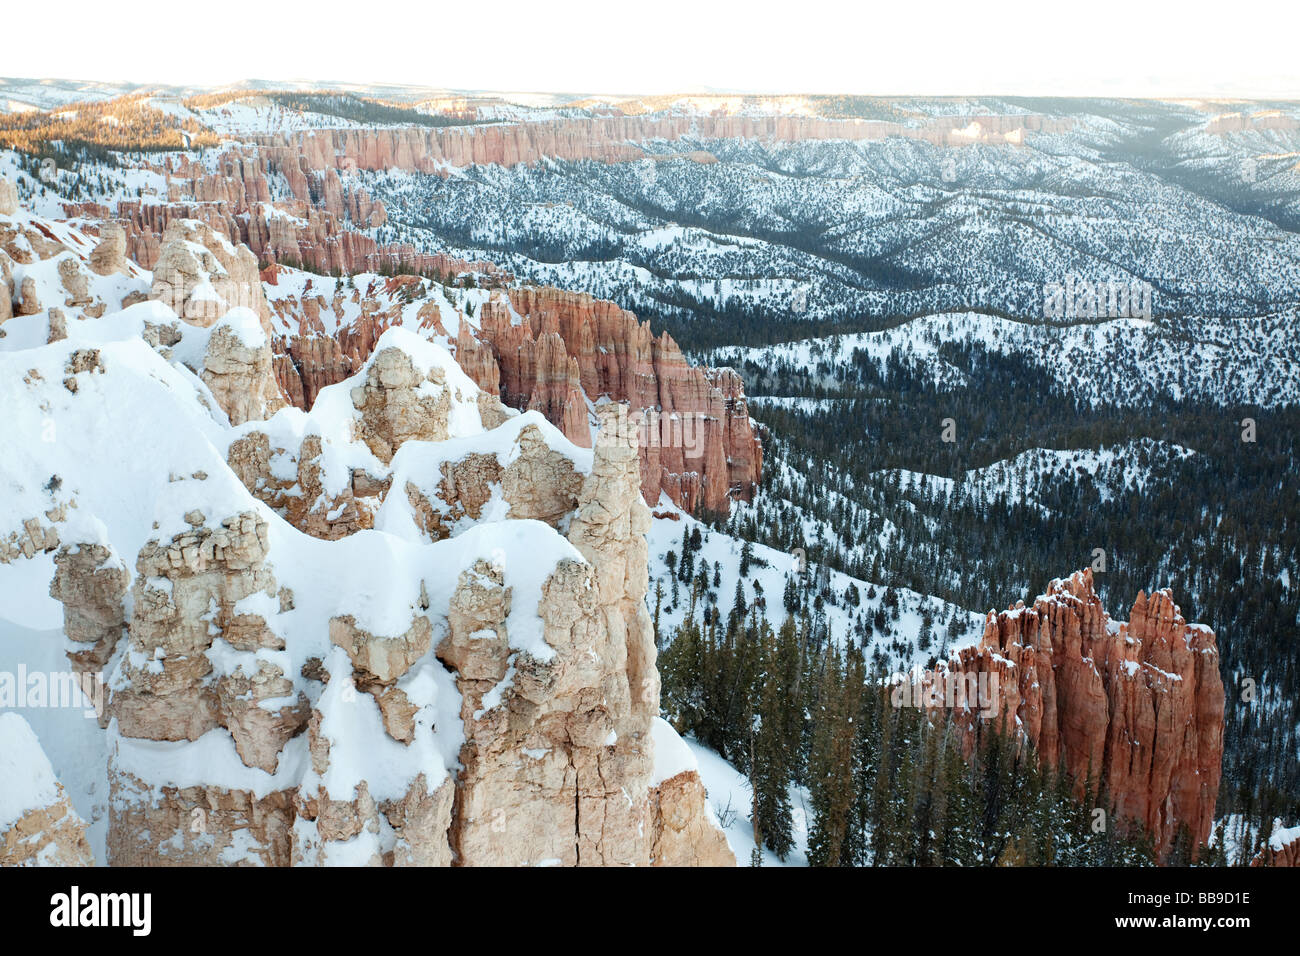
<box><xmin>227</xmin><ymin>431</ymin><xmax>387</xmax><ymax>541</ymax></box>
<box><xmin>50</xmin><ymin>541</ymin><xmax>129</xmax><ymax>686</ymax></box>
<box><xmin>0</xmin><ymin>211</ymin><xmax>147</xmax><ymax>328</ymax></box>
<box><xmin>266</xmin><ymin>282</ymin><xmax>762</xmax><ymax>515</ymax></box>
<box><xmin>1252</xmin><ymin>825</ymin><xmax>1300</xmax><ymax>866</ymax></box>
<box><xmin>350</xmin><ymin>346</ymin><xmax>455</xmax><ymax>463</ymax></box>
<box><xmin>110</xmin><ymin>512</ymin><xmax>307</xmax><ymax>765</ymax></box>
<box><xmin>649</xmin><ymin>770</ymin><xmax>733</xmax><ymax>867</ymax></box>
<box><xmin>0</xmin><ymin>714</ymin><xmax>96</xmax><ymax>867</ymax></box>
<box><xmin>150</xmin><ymin>219</ymin><xmax>270</xmax><ymax>330</ymax></box>
<box><xmin>104</xmin><ymin>512</ymin><xmax>310</xmax><ymax>865</ymax></box>
<box><xmin>0</xmin><ymin>178</ymin><xmax>18</xmax><ymax>216</ymax></box>
<box><xmin>89</xmin><ymin>221</ymin><xmax>128</xmax><ymax>276</ymax></box>
<box><xmin>264</xmin><ymin>273</ymin><xmax>506</xmax><ymax>410</ymax></box>
<box><xmin>200</xmin><ymin>311</ymin><xmax>288</xmax><ymax>425</ymax></box>
<box><xmin>64</xmin><ymin>187</ymin><xmax>500</xmax><ymax>281</ymax></box>
<box><xmin>16</xmin><ymin>276</ymin><xmax>41</xmax><ymax>316</ymax></box>
<box><xmin>444</xmin><ymin>405</ymin><xmax>662</xmax><ymax>865</ymax></box>
<box><xmin>0</xmin><ymin>511</ymin><xmax>62</xmax><ymax>564</ymax></box>
<box><xmin>907</xmin><ymin>570</ymin><xmax>1224</xmax><ymax>860</ymax></box>
<box><xmin>402</xmin><ymin>422</ymin><xmax>587</xmax><ymax>542</ymax></box>
<box><xmin>108</xmin><ymin>771</ymin><xmax>298</xmax><ymax>866</ymax></box>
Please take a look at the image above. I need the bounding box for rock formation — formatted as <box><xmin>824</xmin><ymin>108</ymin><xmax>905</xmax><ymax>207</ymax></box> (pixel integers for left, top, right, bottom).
<box><xmin>200</xmin><ymin>310</ymin><xmax>288</xmax><ymax>425</ymax></box>
<box><xmin>110</xmin><ymin>512</ymin><xmax>308</xmax><ymax>761</ymax></box>
<box><xmin>0</xmin><ymin>212</ymin><xmax>150</xmax><ymax>330</ymax></box>
<box><xmin>50</xmin><ymin>541</ymin><xmax>129</xmax><ymax>686</ymax></box>
<box><xmin>650</xmin><ymin>767</ymin><xmax>731</xmax><ymax>866</ymax></box>
<box><xmin>250</xmin><ymin>112</ymin><xmax>1072</xmax><ymax>178</ymax></box>
<box><xmin>1251</xmin><ymin>825</ymin><xmax>1300</xmax><ymax>866</ymax></box>
<box><xmin>0</xmin><ymin>714</ymin><xmax>96</xmax><ymax>867</ymax></box>
<box><xmin>478</xmin><ymin>288</ymin><xmax>763</xmax><ymax>514</ymax></box>
<box><xmin>62</xmin><ymin>186</ymin><xmax>500</xmax><ymax>281</ymax></box>
<box><xmin>441</xmin><ymin>404</ymin><xmax>731</xmax><ymax>865</ymax></box>
<box><xmin>904</xmin><ymin>570</ymin><xmax>1224</xmax><ymax>860</ymax></box>
<box><xmin>89</xmin><ymin>221</ymin><xmax>128</xmax><ymax>276</ymax></box>
<box><xmin>12</xmin><ymin>320</ymin><xmax>733</xmax><ymax>866</ymax></box>
<box><xmin>263</xmin><ymin>280</ymin><xmax>763</xmax><ymax>517</ymax></box>
<box><xmin>350</xmin><ymin>345</ymin><xmax>459</xmax><ymax>462</ymax></box>
<box><xmin>104</xmin><ymin>510</ymin><xmax>311</xmax><ymax>866</ymax></box>
<box><xmin>150</xmin><ymin>219</ymin><xmax>270</xmax><ymax>330</ymax></box>
<box><xmin>0</xmin><ymin>177</ymin><xmax>18</xmax><ymax>216</ymax></box>
<box><xmin>227</xmin><ymin>430</ymin><xmax>388</xmax><ymax>541</ymax></box>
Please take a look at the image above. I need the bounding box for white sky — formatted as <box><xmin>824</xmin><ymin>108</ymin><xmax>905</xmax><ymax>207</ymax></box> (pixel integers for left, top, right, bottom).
<box><xmin>5</xmin><ymin>0</ymin><xmax>1298</xmax><ymax>99</ymax></box>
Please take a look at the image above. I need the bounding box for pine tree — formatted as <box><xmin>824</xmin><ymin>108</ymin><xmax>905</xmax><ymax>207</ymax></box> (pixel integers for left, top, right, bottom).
<box><xmin>806</xmin><ymin>644</ymin><xmax>859</xmax><ymax>866</ymax></box>
<box><xmin>751</xmin><ymin>630</ymin><xmax>794</xmax><ymax>859</ymax></box>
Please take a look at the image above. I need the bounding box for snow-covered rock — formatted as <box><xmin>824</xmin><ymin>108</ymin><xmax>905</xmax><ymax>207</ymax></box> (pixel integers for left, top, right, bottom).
<box><xmin>0</xmin><ymin>713</ymin><xmax>95</xmax><ymax>866</ymax></box>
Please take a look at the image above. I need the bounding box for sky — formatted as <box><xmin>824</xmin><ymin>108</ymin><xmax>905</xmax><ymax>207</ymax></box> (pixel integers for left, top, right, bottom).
<box><xmin>5</xmin><ymin>0</ymin><xmax>1298</xmax><ymax>99</ymax></box>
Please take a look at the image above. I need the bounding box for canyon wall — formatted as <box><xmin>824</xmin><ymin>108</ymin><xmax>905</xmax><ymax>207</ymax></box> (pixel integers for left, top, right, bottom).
<box><xmin>478</xmin><ymin>288</ymin><xmax>763</xmax><ymax>514</ymax></box>
<box><xmin>254</xmin><ymin>111</ymin><xmax>1075</xmax><ymax>175</ymax></box>
<box><xmin>61</xmin><ymin>106</ymin><xmax>1070</xmax><ymax>276</ymax></box>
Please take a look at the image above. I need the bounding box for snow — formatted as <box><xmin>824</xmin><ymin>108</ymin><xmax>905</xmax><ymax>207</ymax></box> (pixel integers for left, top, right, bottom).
<box><xmin>873</xmin><ymin>440</ymin><xmax>1198</xmax><ymax>516</ymax></box>
<box><xmin>0</xmin><ymin>618</ymin><xmax>111</xmax><ymax>860</ymax></box>
<box><xmin>650</xmin><ymin>716</ymin><xmax>697</xmax><ymax>786</ymax></box>
<box><xmin>719</xmin><ymin>309</ymin><xmax>1300</xmax><ymax>410</ymax></box>
<box><xmin>111</xmin><ymin>723</ymin><xmax>309</xmax><ymax>802</ymax></box>
<box><xmin>648</xmin><ymin>507</ymin><xmax>983</xmax><ymax>675</ymax></box>
<box><xmin>307</xmin><ymin>647</ymin><xmax>456</xmax><ymax>802</ymax></box>
<box><xmin>1270</xmin><ymin>823</ymin><xmax>1300</xmax><ymax>852</ymax></box>
<box><xmin>210</xmin><ymin>307</ymin><xmax>267</xmax><ymax>349</ymax></box>
<box><xmin>0</xmin><ymin>712</ymin><xmax>62</xmax><ymax>831</ymax></box>
<box><xmin>377</xmin><ymin>410</ymin><xmax>590</xmax><ymax>540</ymax></box>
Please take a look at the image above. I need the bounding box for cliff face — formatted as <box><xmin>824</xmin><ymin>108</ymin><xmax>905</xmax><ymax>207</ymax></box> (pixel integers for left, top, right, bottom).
<box><xmin>64</xmin><ymin>192</ymin><xmax>498</xmax><ymax>281</ymax></box>
<box><xmin>479</xmin><ymin>288</ymin><xmax>763</xmax><ymax>514</ymax></box>
<box><xmin>906</xmin><ymin>570</ymin><xmax>1224</xmax><ymax>860</ymax></box>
